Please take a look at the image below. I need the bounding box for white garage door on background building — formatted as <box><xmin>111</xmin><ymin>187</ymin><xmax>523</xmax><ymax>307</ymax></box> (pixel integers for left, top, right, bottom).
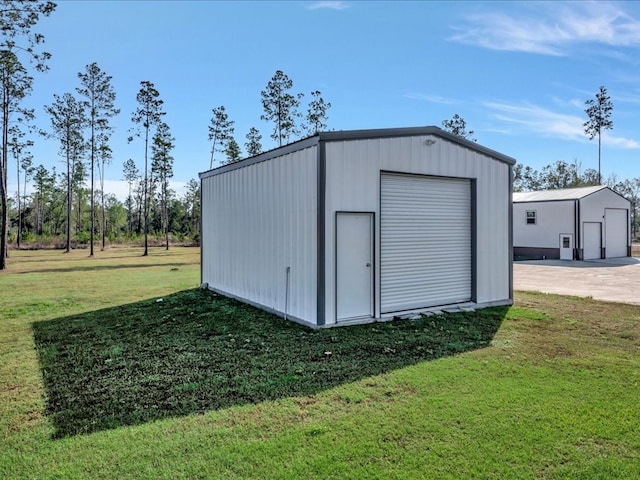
<box><xmin>605</xmin><ymin>208</ymin><xmax>628</xmax><ymax>258</ymax></box>
<box><xmin>380</xmin><ymin>173</ymin><xmax>472</xmax><ymax>313</ymax></box>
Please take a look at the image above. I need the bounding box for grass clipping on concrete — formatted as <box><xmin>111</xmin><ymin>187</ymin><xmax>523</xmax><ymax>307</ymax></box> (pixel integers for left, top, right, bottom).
<box><xmin>2</xmin><ymin>247</ymin><xmax>640</xmax><ymax>479</ymax></box>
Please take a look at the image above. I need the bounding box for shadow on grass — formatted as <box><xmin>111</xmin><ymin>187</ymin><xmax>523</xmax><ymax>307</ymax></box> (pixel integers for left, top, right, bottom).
<box><xmin>33</xmin><ymin>289</ymin><xmax>506</xmax><ymax>438</ymax></box>
<box><xmin>17</xmin><ymin>262</ymin><xmax>196</xmax><ymax>275</ymax></box>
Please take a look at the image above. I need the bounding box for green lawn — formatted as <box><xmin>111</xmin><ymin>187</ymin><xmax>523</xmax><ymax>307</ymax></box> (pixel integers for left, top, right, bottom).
<box><xmin>1</xmin><ymin>248</ymin><xmax>639</xmax><ymax>479</ymax></box>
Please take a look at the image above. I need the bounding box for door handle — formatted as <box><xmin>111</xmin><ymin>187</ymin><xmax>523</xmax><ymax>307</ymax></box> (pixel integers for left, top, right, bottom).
<box><xmin>366</xmin><ymin>263</ymin><xmax>371</xmax><ymax>267</ymax></box>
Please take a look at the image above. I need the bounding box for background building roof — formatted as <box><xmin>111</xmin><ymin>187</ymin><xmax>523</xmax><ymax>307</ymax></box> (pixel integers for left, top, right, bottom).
<box><xmin>513</xmin><ymin>185</ymin><xmax>607</xmax><ymax>202</ymax></box>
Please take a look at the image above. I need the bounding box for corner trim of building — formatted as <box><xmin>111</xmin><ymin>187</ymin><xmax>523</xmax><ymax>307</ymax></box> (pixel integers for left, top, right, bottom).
<box><xmin>316</xmin><ymin>140</ymin><xmax>327</xmax><ymax>326</ymax></box>
<box><xmin>508</xmin><ymin>164</ymin><xmax>514</xmax><ymax>302</ymax></box>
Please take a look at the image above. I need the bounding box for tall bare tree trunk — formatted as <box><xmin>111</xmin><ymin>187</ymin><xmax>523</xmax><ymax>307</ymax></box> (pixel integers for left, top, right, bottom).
<box><xmin>89</xmin><ymin>119</ymin><xmax>95</xmax><ymax>257</ymax></box>
<box><xmin>1</xmin><ymin>97</ymin><xmax>9</xmax><ymax>269</ymax></box>
<box><xmin>16</xmin><ymin>160</ymin><xmax>21</xmax><ymax>249</ymax></box>
<box><xmin>65</xmin><ymin>151</ymin><xmax>71</xmax><ymax>253</ymax></box>
<box><xmin>598</xmin><ymin>130</ymin><xmax>602</xmax><ymax>185</ymax></box>
<box><xmin>101</xmin><ymin>162</ymin><xmax>106</xmax><ymax>251</ymax></box>
<box><xmin>143</xmin><ymin>122</ymin><xmax>149</xmax><ymax>256</ymax></box>
<box><xmin>164</xmin><ymin>185</ymin><xmax>169</xmax><ymax>251</ymax></box>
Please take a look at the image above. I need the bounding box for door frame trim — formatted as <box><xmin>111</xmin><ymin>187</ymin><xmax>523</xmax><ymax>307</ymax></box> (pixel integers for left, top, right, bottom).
<box><xmin>335</xmin><ymin>211</ymin><xmax>375</xmax><ymax>322</ymax></box>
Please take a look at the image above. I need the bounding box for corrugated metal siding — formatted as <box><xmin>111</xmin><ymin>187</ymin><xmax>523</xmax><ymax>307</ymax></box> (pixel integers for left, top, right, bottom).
<box><xmin>580</xmin><ymin>190</ymin><xmax>630</xmax><ymax>256</ymax></box>
<box><xmin>323</xmin><ymin>134</ymin><xmax>511</xmax><ymax>323</ymax></box>
<box><xmin>513</xmin><ymin>201</ymin><xmax>574</xmax><ymax>248</ymax></box>
<box><xmin>513</xmin><ymin>188</ymin><xmax>631</xmax><ymax>257</ymax></box>
<box><xmin>475</xmin><ymin>157</ymin><xmax>511</xmax><ymax>302</ymax></box>
<box><xmin>380</xmin><ymin>174</ymin><xmax>471</xmax><ymax>312</ymax></box>
<box><xmin>577</xmin><ymin>189</ymin><xmax>630</xmax><ymax>222</ymax></box>
<box><xmin>201</xmin><ymin>146</ymin><xmax>318</xmax><ymax>324</ymax></box>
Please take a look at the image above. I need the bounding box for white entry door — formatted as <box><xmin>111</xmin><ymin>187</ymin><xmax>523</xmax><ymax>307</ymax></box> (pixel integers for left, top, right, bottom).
<box><xmin>559</xmin><ymin>234</ymin><xmax>573</xmax><ymax>260</ymax></box>
<box><xmin>583</xmin><ymin>222</ymin><xmax>602</xmax><ymax>260</ymax></box>
<box><xmin>336</xmin><ymin>212</ymin><xmax>374</xmax><ymax>321</ymax></box>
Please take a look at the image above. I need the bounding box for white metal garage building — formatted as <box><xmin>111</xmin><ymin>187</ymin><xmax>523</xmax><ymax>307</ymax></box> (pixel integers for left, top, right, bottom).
<box><xmin>513</xmin><ymin>186</ymin><xmax>631</xmax><ymax>261</ymax></box>
<box><xmin>200</xmin><ymin>126</ymin><xmax>515</xmax><ymax>328</ymax></box>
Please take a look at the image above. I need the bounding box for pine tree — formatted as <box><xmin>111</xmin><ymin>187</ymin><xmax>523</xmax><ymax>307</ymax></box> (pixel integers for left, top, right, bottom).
<box><xmin>8</xmin><ymin>124</ymin><xmax>33</xmax><ymax>248</ymax></box>
<box><xmin>223</xmin><ymin>137</ymin><xmax>242</xmax><ymax>165</ymax></box>
<box><xmin>261</xmin><ymin>70</ymin><xmax>303</xmax><ymax>146</ymax></box>
<box><xmin>441</xmin><ymin>114</ymin><xmax>476</xmax><ymax>142</ymax></box>
<box><xmin>0</xmin><ymin>0</ymin><xmax>55</xmax><ymax>268</ymax></box>
<box><xmin>44</xmin><ymin>93</ymin><xmax>85</xmax><ymax>253</ymax></box>
<box><xmin>77</xmin><ymin>62</ymin><xmax>119</xmax><ymax>256</ymax></box>
<box><xmin>305</xmin><ymin>90</ymin><xmax>331</xmax><ymax>135</ymax></box>
<box><xmin>130</xmin><ymin>80</ymin><xmax>165</xmax><ymax>256</ymax></box>
<box><xmin>208</xmin><ymin>105</ymin><xmax>234</xmax><ymax>169</ymax></box>
<box><xmin>72</xmin><ymin>157</ymin><xmax>87</xmax><ymax>235</ymax></box>
<box><xmin>96</xmin><ymin>139</ymin><xmax>112</xmax><ymax>250</ymax></box>
<box><xmin>584</xmin><ymin>86</ymin><xmax>613</xmax><ymax>185</ymax></box>
<box><xmin>151</xmin><ymin>122</ymin><xmax>174</xmax><ymax>250</ymax></box>
<box><xmin>32</xmin><ymin>164</ymin><xmax>54</xmax><ymax>236</ymax></box>
<box><xmin>123</xmin><ymin>158</ymin><xmax>139</xmax><ymax>234</ymax></box>
<box><xmin>245</xmin><ymin>127</ymin><xmax>262</xmax><ymax>156</ymax></box>
<box><xmin>184</xmin><ymin>178</ymin><xmax>200</xmax><ymax>242</ymax></box>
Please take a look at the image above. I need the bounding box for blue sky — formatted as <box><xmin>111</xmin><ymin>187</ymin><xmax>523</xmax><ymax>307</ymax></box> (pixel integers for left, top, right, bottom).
<box><xmin>12</xmin><ymin>0</ymin><xmax>640</xmax><ymax>199</ymax></box>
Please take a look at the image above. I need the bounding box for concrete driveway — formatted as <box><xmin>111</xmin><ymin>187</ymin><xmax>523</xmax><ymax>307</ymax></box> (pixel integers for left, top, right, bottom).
<box><xmin>513</xmin><ymin>257</ymin><xmax>640</xmax><ymax>305</ymax></box>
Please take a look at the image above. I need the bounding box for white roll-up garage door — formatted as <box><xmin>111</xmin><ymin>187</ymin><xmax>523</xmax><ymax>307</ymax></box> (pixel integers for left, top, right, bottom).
<box><xmin>605</xmin><ymin>208</ymin><xmax>628</xmax><ymax>258</ymax></box>
<box><xmin>380</xmin><ymin>173</ymin><xmax>472</xmax><ymax>313</ymax></box>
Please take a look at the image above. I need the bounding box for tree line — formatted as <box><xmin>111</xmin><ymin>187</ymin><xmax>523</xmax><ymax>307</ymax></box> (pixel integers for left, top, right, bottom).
<box><xmin>0</xmin><ymin>1</ymin><xmax>632</xmax><ymax>272</ymax></box>
<box><xmin>0</xmin><ymin>2</ymin><xmax>333</xmax><ymax>269</ymax></box>
<box><xmin>513</xmin><ymin>159</ymin><xmax>639</xmax><ymax>236</ymax></box>
<box><xmin>8</xmin><ymin>165</ymin><xmax>201</xmax><ymax>246</ymax></box>
<box><xmin>4</xmin><ymin>65</ymin><xmax>331</xmax><ymax>260</ymax></box>
<box><xmin>208</xmin><ymin>70</ymin><xmax>331</xmax><ymax>168</ymax></box>
<box><xmin>445</xmin><ymin>88</ymin><xmax>637</xmax><ymax>235</ymax></box>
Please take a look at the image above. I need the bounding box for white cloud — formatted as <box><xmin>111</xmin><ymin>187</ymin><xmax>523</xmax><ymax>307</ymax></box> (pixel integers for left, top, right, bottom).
<box><xmin>450</xmin><ymin>2</ymin><xmax>640</xmax><ymax>55</ymax></box>
<box><xmin>602</xmin><ymin>133</ymin><xmax>640</xmax><ymax>149</ymax></box>
<box><xmin>483</xmin><ymin>100</ymin><xmax>640</xmax><ymax>148</ymax></box>
<box><xmin>568</xmin><ymin>98</ymin><xmax>586</xmax><ymax>109</ymax></box>
<box><xmin>614</xmin><ymin>90</ymin><xmax>640</xmax><ymax>105</ymax></box>
<box><xmin>307</xmin><ymin>1</ymin><xmax>349</xmax><ymax>11</ymax></box>
<box><xmin>404</xmin><ymin>93</ymin><xmax>461</xmax><ymax>105</ymax></box>
<box><xmin>484</xmin><ymin>101</ymin><xmax>585</xmax><ymax>139</ymax></box>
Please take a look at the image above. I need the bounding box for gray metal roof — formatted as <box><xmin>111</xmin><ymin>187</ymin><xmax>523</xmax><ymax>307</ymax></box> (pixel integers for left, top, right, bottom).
<box><xmin>513</xmin><ymin>185</ymin><xmax>607</xmax><ymax>202</ymax></box>
<box><xmin>200</xmin><ymin>125</ymin><xmax>516</xmax><ymax>179</ymax></box>
<box><xmin>316</xmin><ymin>126</ymin><xmax>517</xmax><ymax>166</ymax></box>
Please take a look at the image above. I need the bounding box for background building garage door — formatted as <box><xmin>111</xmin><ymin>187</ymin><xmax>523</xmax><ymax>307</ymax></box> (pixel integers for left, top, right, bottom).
<box><xmin>605</xmin><ymin>208</ymin><xmax>628</xmax><ymax>258</ymax></box>
<box><xmin>380</xmin><ymin>173</ymin><xmax>471</xmax><ymax>313</ymax></box>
